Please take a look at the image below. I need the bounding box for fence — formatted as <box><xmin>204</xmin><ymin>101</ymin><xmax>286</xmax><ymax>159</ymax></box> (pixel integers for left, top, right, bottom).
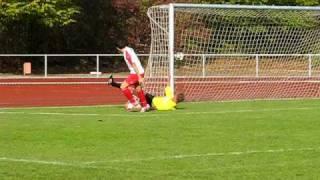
<box><xmin>1</xmin><ymin>54</ymin><xmax>320</xmax><ymax>78</ymax></box>
<box><xmin>0</xmin><ymin>54</ymin><xmax>150</xmax><ymax>78</ymax></box>
<box><xmin>174</xmin><ymin>54</ymin><xmax>320</xmax><ymax>78</ymax></box>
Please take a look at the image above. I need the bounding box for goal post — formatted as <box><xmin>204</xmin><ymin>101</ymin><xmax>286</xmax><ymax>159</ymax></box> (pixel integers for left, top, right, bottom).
<box><xmin>145</xmin><ymin>3</ymin><xmax>320</xmax><ymax>101</ymax></box>
<box><xmin>168</xmin><ymin>3</ymin><xmax>175</xmax><ymax>95</ymax></box>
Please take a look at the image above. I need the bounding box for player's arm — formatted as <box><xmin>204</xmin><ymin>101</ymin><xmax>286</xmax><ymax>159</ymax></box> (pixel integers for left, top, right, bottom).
<box><xmin>129</xmin><ymin>49</ymin><xmax>144</xmax><ymax>84</ymax></box>
<box><xmin>132</xmin><ymin>63</ymin><xmax>143</xmax><ymax>83</ymax></box>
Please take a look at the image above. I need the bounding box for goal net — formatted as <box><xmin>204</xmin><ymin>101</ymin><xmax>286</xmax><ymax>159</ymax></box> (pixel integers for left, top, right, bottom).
<box><xmin>145</xmin><ymin>4</ymin><xmax>320</xmax><ymax>101</ymax></box>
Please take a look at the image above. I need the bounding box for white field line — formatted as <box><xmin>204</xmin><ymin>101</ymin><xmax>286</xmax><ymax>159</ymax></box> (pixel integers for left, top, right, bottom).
<box><xmin>0</xmin><ymin>157</ymin><xmax>99</xmax><ymax>169</ymax></box>
<box><xmin>0</xmin><ymin>157</ymin><xmax>147</xmax><ymax>173</ymax></box>
<box><xmin>181</xmin><ymin>106</ymin><xmax>320</xmax><ymax>115</ymax></box>
<box><xmin>83</xmin><ymin>147</ymin><xmax>320</xmax><ymax>164</ymax></box>
<box><xmin>1</xmin><ymin>147</ymin><xmax>319</xmax><ymax>168</ymax></box>
<box><xmin>1</xmin><ymin>106</ymin><xmax>320</xmax><ymax>117</ymax></box>
<box><xmin>0</xmin><ymin>157</ymin><xmax>157</xmax><ymax>174</ymax></box>
<box><xmin>0</xmin><ymin>111</ymin><xmax>161</xmax><ymax>117</ymax></box>
<box><xmin>0</xmin><ymin>98</ymin><xmax>319</xmax><ymax>111</ymax></box>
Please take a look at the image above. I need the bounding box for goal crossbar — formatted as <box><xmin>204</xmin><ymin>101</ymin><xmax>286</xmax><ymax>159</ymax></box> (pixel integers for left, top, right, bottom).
<box><xmin>160</xmin><ymin>3</ymin><xmax>320</xmax><ymax>10</ymax></box>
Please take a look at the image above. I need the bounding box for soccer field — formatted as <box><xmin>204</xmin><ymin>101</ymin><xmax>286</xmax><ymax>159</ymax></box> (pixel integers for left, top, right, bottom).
<box><xmin>1</xmin><ymin>100</ymin><xmax>320</xmax><ymax>179</ymax></box>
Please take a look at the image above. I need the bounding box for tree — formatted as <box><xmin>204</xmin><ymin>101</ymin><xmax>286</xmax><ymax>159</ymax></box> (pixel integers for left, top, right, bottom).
<box><xmin>0</xmin><ymin>0</ymin><xmax>79</xmax><ymax>53</ymax></box>
<box><xmin>0</xmin><ymin>0</ymin><xmax>79</xmax><ymax>74</ymax></box>
<box><xmin>0</xmin><ymin>0</ymin><xmax>79</xmax><ymax>27</ymax></box>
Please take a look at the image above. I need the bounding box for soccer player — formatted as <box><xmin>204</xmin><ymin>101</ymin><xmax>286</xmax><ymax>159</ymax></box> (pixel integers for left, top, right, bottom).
<box><xmin>108</xmin><ymin>75</ymin><xmax>184</xmax><ymax>111</ymax></box>
<box><xmin>116</xmin><ymin>42</ymin><xmax>150</xmax><ymax>112</ymax></box>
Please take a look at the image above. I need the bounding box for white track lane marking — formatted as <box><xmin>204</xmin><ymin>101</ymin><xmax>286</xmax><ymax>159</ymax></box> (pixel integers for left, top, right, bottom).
<box><xmin>0</xmin><ymin>112</ymin><xmax>99</xmax><ymax>116</ymax></box>
<box><xmin>0</xmin><ymin>82</ymin><xmax>108</xmax><ymax>85</ymax></box>
<box><xmin>1</xmin><ymin>106</ymin><xmax>320</xmax><ymax>117</ymax></box>
<box><xmin>0</xmin><ymin>104</ymin><xmax>121</xmax><ymax>110</ymax></box>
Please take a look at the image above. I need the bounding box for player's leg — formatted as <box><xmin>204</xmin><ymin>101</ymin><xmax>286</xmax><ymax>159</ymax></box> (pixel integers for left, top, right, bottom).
<box><xmin>145</xmin><ymin>93</ymin><xmax>154</xmax><ymax>107</ymax></box>
<box><xmin>121</xmin><ymin>80</ymin><xmax>138</xmax><ymax>105</ymax></box>
<box><xmin>115</xmin><ymin>75</ymin><xmax>152</xmax><ymax>107</ymax></box>
<box><xmin>108</xmin><ymin>74</ymin><xmax>121</xmax><ymax>88</ymax></box>
<box><xmin>108</xmin><ymin>74</ymin><xmax>114</xmax><ymax>84</ymax></box>
<box><xmin>136</xmin><ymin>85</ymin><xmax>150</xmax><ymax>112</ymax></box>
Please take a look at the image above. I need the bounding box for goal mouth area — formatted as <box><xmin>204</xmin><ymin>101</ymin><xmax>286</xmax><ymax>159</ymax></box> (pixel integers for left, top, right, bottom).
<box><xmin>145</xmin><ymin>76</ymin><xmax>320</xmax><ymax>101</ymax></box>
<box><xmin>146</xmin><ymin>76</ymin><xmax>320</xmax><ymax>83</ymax></box>
<box><xmin>147</xmin><ymin>4</ymin><xmax>320</xmax><ymax>101</ymax></box>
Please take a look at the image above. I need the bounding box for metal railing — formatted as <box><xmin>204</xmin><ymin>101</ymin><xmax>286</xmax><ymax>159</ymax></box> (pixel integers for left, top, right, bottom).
<box><xmin>180</xmin><ymin>54</ymin><xmax>320</xmax><ymax>78</ymax></box>
<box><xmin>0</xmin><ymin>54</ymin><xmax>150</xmax><ymax>77</ymax></box>
<box><xmin>1</xmin><ymin>53</ymin><xmax>320</xmax><ymax>78</ymax></box>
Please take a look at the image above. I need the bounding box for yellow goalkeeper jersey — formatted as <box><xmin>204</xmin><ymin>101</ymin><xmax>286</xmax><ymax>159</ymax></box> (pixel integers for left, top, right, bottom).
<box><xmin>152</xmin><ymin>86</ymin><xmax>176</xmax><ymax>111</ymax></box>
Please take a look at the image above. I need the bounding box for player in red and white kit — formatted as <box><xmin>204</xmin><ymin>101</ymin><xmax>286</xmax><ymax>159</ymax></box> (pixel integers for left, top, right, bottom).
<box><xmin>116</xmin><ymin>42</ymin><xmax>150</xmax><ymax>112</ymax></box>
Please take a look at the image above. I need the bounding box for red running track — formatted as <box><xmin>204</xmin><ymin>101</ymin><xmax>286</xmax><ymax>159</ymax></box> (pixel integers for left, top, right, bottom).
<box><xmin>1</xmin><ymin>77</ymin><xmax>320</xmax><ymax>107</ymax></box>
<box><xmin>0</xmin><ymin>78</ymin><xmax>126</xmax><ymax>107</ymax></box>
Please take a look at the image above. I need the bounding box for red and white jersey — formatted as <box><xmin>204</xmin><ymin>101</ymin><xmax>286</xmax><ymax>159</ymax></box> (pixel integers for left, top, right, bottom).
<box><xmin>123</xmin><ymin>47</ymin><xmax>144</xmax><ymax>75</ymax></box>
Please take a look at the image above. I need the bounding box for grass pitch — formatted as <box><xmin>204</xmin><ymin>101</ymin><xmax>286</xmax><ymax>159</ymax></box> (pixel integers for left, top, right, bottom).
<box><xmin>1</xmin><ymin>100</ymin><xmax>320</xmax><ymax>179</ymax></box>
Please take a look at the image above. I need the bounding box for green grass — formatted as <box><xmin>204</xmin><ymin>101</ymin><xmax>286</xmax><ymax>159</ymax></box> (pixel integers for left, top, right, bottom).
<box><xmin>1</xmin><ymin>99</ymin><xmax>320</xmax><ymax>179</ymax></box>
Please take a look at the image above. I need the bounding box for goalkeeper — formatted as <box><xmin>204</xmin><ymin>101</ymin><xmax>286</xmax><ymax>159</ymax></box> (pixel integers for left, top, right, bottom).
<box><xmin>108</xmin><ymin>75</ymin><xmax>184</xmax><ymax>110</ymax></box>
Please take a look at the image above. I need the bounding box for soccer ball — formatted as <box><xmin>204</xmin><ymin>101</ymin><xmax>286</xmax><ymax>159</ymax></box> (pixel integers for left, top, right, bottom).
<box><xmin>125</xmin><ymin>95</ymin><xmax>141</xmax><ymax>112</ymax></box>
<box><xmin>175</xmin><ymin>52</ymin><xmax>184</xmax><ymax>61</ymax></box>
<box><xmin>125</xmin><ymin>102</ymin><xmax>141</xmax><ymax>112</ymax></box>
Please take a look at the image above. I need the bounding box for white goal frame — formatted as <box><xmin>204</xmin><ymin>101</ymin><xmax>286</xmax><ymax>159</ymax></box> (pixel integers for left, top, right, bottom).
<box><xmin>147</xmin><ymin>3</ymin><xmax>320</xmax><ymax>101</ymax></box>
<box><xmin>168</xmin><ymin>3</ymin><xmax>320</xmax><ymax>95</ymax></box>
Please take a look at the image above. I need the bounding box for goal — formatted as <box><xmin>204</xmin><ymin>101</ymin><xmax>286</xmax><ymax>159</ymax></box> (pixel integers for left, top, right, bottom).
<box><xmin>145</xmin><ymin>3</ymin><xmax>320</xmax><ymax>101</ymax></box>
